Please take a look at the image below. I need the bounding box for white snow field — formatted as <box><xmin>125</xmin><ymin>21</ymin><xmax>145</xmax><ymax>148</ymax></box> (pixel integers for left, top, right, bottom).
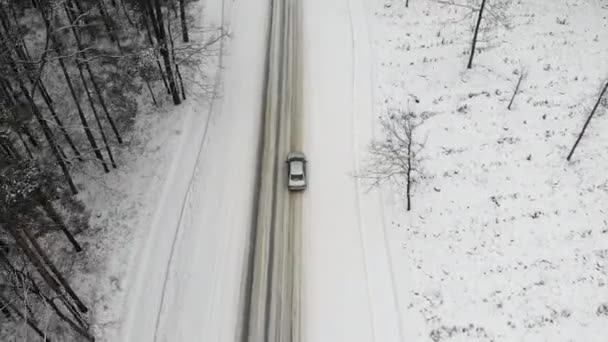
<box><xmin>370</xmin><ymin>0</ymin><xmax>608</xmax><ymax>341</ymax></box>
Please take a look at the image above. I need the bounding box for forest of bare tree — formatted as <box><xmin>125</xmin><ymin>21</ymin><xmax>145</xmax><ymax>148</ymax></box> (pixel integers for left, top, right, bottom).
<box><xmin>0</xmin><ymin>0</ymin><xmax>218</xmax><ymax>340</ymax></box>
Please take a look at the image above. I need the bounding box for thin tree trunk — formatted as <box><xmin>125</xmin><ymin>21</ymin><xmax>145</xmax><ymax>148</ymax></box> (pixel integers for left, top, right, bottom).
<box><xmin>146</xmin><ymin>80</ymin><xmax>158</xmax><ymax>106</ymax></box>
<box><xmin>179</xmin><ymin>0</ymin><xmax>189</xmax><ymax>42</ymax></box>
<box><xmin>151</xmin><ymin>0</ymin><xmax>181</xmax><ymax>104</ymax></box>
<box><xmin>120</xmin><ymin>0</ymin><xmax>135</xmax><ymax>28</ymax></box>
<box><xmin>64</xmin><ymin>3</ymin><xmax>124</xmax><ymax>144</ymax></box>
<box><xmin>0</xmin><ymin>294</ymin><xmax>52</xmax><ymax>342</ymax></box>
<box><xmin>507</xmin><ymin>72</ymin><xmax>524</xmax><ymax>110</ymax></box>
<box><xmin>21</xmin><ymin>124</ymin><xmax>39</xmax><ymax>148</ymax></box>
<box><xmin>42</xmin><ymin>10</ymin><xmax>109</xmax><ymax>172</ymax></box>
<box><xmin>167</xmin><ymin>12</ymin><xmax>186</xmax><ymax>100</ymax></box>
<box><xmin>143</xmin><ymin>9</ymin><xmax>170</xmax><ymax>93</ymax></box>
<box><xmin>0</xmin><ymin>135</ymin><xmax>21</xmax><ymax>160</ymax></box>
<box><xmin>467</xmin><ymin>0</ymin><xmax>486</xmax><ymax>69</ymax></box>
<box><xmin>0</xmin><ymin>79</ymin><xmax>40</xmax><ymax>148</ymax></box>
<box><xmin>59</xmin><ymin>295</ymin><xmax>89</xmax><ymax>330</ymax></box>
<box><xmin>59</xmin><ymin>55</ymin><xmax>109</xmax><ymax>171</ymax></box>
<box><xmin>0</xmin><ymin>247</ymin><xmax>91</xmax><ymax>339</ymax></box>
<box><xmin>77</xmin><ymin>64</ymin><xmax>117</xmax><ymax>169</ymax></box>
<box><xmin>20</xmin><ymin>224</ymin><xmax>89</xmax><ymax>314</ymax></box>
<box><xmin>97</xmin><ymin>0</ymin><xmax>122</xmax><ymax>52</ymax></box>
<box><xmin>28</xmin><ymin>279</ymin><xmax>94</xmax><ymax>341</ymax></box>
<box><xmin>0</xmin><ymin>8</ymin><xmax>82</xmax><ymax>159</ymax></box>
<box><xmin>36</xmin><ymin>84</ymin><xmax>82</xmax><ymax>161</ymax></box>
<box><xmin>567</xmin><ymin>81</ymin><xmax>608</xmax><ymax>161</ymax></box>
<box><xmin>13</xmin><ymin>75</ymin><xmax>77</xmax><ymax>193</ymax></box>
<box><xmin>15</xmin><ymin>130</ymin><xmax>34</xmax><ymax>158</ymax></box>
<box><xmin>1</xmin><ymin>222</ymin><xmax>62</xmax><ymax>294</ymax></box>
<box><xmin>7</xmin><ymin>0</ymin><xmax>20</xmax><ymax>27</ymax></box>
<box><xmin>36</xmin><ymin>190</ymin><xmax>82</xmax><ymax>252</ymax></box>
<box><xmin>406</xmin><ymin>137</ymin><xmax>412</xmax><ymax>211</ymax></box>
<box><xmin>0</xmin><ymin>5</ymin><xmax>48</xmax><ymax>103</ymax></box>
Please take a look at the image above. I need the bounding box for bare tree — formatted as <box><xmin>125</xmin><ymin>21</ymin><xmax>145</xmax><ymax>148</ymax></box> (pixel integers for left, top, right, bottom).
<box><xmin>433</xmin><ymin>0</ymin><xmax>511</xmax><ymax>68</ymax></box>
<box><xmin>567</xmin><ymin>80</ymin><xmax>608</xmax><ymax>161</ymax></box>
<box><xmin>361</xmin><ymin>109</ymin><xmax>423</xmax><ymax>211</ymax></box>
<box><xmin>468</xmin><ymin>0</ymin><xmax>486</xmax><ymax>68</ymax></box>
<box><xmin>179</xmin><ymin>0</ymin><xmax>189</xmax><ymax>42</ymax></box>
<box><xmin>507</xmin><ymin>67</ymin><xmax>526</xmax><ymax>110</ymax></box>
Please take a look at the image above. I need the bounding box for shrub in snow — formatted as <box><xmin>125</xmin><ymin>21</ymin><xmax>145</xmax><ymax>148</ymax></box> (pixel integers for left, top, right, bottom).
<box><xmin>597</xmin><ymin>303</ymin><xmax>608</xmax><ymax>317</ymax></box>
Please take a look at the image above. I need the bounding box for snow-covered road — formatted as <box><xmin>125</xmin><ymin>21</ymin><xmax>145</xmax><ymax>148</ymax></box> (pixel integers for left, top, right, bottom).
<box><xmin>118</xmin><ymin>0</ymin><xmax>404</xmax><ymax>340</ymax></box>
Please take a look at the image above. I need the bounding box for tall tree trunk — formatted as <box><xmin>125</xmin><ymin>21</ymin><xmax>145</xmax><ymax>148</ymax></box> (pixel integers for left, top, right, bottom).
<box><xmin>0</xmin><ymin>247</ymin><xmax>91</xmax><ymax>340</ymax></box>
<box><xmin>41</xmin><ymin>10</ymin><xmax>109</xmax><ymax>172</ymax></box>
<box><xmin>20</xmin><ymin>224</ymin><xmax>89</xmax><ymax>314</ymax></box>
<box><xmin>1</xmin><ymin>222</ymin><xmax>62</xmax><ymax>295</ymax></box>
<box><xmin>120</xmin><ymin>0</ymin><xmax>136</xmax><ymax>28</ymax></box>
<box><xmin>0</xmin><ymin>7</ymin><xmax>82</xmax><ymax>160</ymax></box>
<box><xmin>0</xmin><ymin>79</ymin><xmax>40</xmax><ymax>148</ymax></box>
<box><xmin>77</xmin><ymin>63</ymin><xmax>117</xmax><ymax>169</ymax></box>
<box><xmin>28</xmin><ymin>278</ymin><xmax>94</xmax><ymax>341</ymax></box>
<box><xmin>60</xmin><ymin>54</ymin><xmax>109</xmax><ymax>172</ymax></box>
<box><xmin>167</xmin><ymin>12</ymin><xmax>185</xmax><ymax>100</ymax></box>
<box><xmin>9</xmin><ymin>68</ymin><xmax>77</xmax><ymax>193</ymax></box>
<box><xmin>143</xmin><ymin>11</ymin><xmax>170</xmax><ymax>94</ymax></box>
<box><xmin>15</xmin><ymin>129</ymin><xmax>34</xmax><ymax>158</ymax></box>
<box><xmin>406</xmin><ymin>137</ymin><xmax>412</xmax><ymax>211</ymax></box>
<box><xmin>0</xmin><ymin>134</ymin><xmax>21</xmax><ymax>160</ymax></box>
<box><xmin>179</xmin><ymin>0</ymin><xmax>189</xmax><ymax>42</ymax></box>
<box><xmin>36</xmin><ymin>190</ymin><xmax>83</xmax><ymax>252</ymax></box>
<box><xmin>146</xmin><ymin>80</ymin><xmax>158</xmax><ymax>106</ymax></box>
<box><xmin>64</xmin><ymin>3</ymin><xmax>124</xmax><ymax>144</ymax></box>
<box><xmin>150</xmin><ymin>0</ymin><xmax>181</xmax><ymax>105</ymax></box>
<box><xmin>36</xmin><ymin>84</ymin><xmax>82</xmax><ymax>161</ymax></box>
<box><xmin>97</xmin><ymin>0</ymin><xmax>122</xmax><ymax>52</ymax></box>
<box><xmin>467</xmin><ymin>0</ymin><xmax>486</xmax><ymax>69</ymax></box>
<box><xmin>567</xmin><ymin>81</ymin><xmax>608</xmax><ymax>161</ymax></box>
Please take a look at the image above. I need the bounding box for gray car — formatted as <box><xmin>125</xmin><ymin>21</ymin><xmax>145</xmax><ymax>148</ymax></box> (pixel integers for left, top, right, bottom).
<box><xmin>286</xmin><ymin>151</ymin><xmax>307</xmax><ymax>191</ymax></box>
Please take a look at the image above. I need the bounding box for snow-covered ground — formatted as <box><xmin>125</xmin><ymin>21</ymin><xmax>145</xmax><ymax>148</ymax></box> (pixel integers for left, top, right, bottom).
<box><xmin>69</xmin><ymin>0</ymin><xmax>269</xmax><ymax>340</ymax></box>
<box><xmin>370</xmin><ymin>0</ymin><xmax>608</xmax><ymax>341</ymax></box>
<box><xmin>300</xmin><ymin>0</ymin><xmax>403</xmax><ymax>340</ymax></box>
<box><xmin>117</xmin><ymin>0</ymin><xmax>272</xmax><ymax>340</ymax></box>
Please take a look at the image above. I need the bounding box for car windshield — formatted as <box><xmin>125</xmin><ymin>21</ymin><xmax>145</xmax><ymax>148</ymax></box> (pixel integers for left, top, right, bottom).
<box><xmin>291</xmin><ymin>174</ymin><xmax>304</xmax><ymax>181</ymax></box>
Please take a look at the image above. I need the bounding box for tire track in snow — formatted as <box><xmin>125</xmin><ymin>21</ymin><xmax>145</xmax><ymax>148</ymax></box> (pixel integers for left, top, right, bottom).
<box><xmin>243</xmin><ymin>0</ymin><xmax>301</xmax><ymax>340</ymax></box>
<box><xmin>346</xmin><ymin>0</ymin><xmax>405</xmax><ymax>340</ymax></box>
<box><xmin>150</xmin><ymin>0</ymin><xmax>231</xmax><ymax>340</ymax></box>
<box><xmin>362</xmin><ymin>0</ymin><xmax>406</xmax><ymax>339</ymax></box>
<box><xmin>345</xmin><ymin>1</ymin><xmax>378</xmax><ymax>341</ymax></box>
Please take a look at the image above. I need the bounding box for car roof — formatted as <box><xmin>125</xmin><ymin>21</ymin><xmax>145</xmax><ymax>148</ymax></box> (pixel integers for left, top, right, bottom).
<box><xmin>290</xmin><ymin>159</ymin><xmax>304</xmax><ymax>174</ymax></box>
<box><xmin>287</xmin><ymin>151</ymin><xmax>306</xmax><ymax>161</ymax></box>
